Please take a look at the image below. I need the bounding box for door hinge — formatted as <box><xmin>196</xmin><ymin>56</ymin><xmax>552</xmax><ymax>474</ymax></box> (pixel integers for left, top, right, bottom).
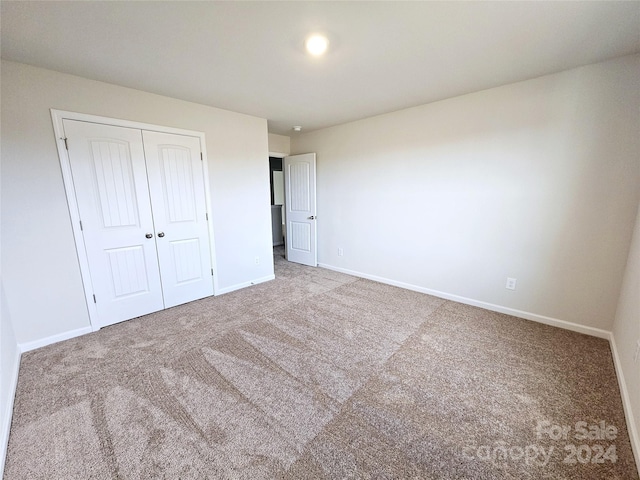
<box><xmin>79</xmin><ymin>220</ymin><xmax>83</xmax><ymax>231</ymax></box>
<box><xmin>62</xmin><ymin>137</ymin><xmax>69</xmax><ymax>150</ymax></box>
<box><xmin>200</xmin><ymin>152</ymin><xmax>203</xmax><ymax>161</ymax></box>
<box><xmin>205</xmin><ymin>212</ymin><xmax>209</xmax><ymax>221</ymax></box>
<box><xmin>93</xmin><ymin>294</ymin><xmax>97</xmax><ymax>303</ymax></box>
<box><xmin>211</xmin><ymin>268</ymin><xmax>214</xmax><ymax>276</ymax></box>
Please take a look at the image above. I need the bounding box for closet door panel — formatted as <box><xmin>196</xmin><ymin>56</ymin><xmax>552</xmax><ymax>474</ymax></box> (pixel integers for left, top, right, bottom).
<box><xmin>143</xmin><ymin>131</ymin><xmax>214</xmax><ymax>308</ymax></box>
<box><xmin>63</xmin><ymin>120</ymin><xmax>165</xmax><ymax>327</ymax></box>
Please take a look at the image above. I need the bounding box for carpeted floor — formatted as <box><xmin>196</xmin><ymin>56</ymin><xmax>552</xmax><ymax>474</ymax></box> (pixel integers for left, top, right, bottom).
<box><xmin>4</xmin><ymin>248</ymin><xmax>638</xmax><ymax>479</ymax></box>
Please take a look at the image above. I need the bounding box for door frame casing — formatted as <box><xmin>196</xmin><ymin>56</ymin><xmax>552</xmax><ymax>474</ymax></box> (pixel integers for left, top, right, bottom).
<box><xmin>51</xmin><ymin>109</ymin><xmax>219</xmax><ymax>331</ymax></box>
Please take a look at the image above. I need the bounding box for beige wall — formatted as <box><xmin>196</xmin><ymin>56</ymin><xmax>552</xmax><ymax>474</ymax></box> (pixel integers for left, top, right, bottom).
<box><xmin>292</xmin><ymin>54</ymin><xmax>640</xmax><ymax>331</ymax></box>
<box><xmin>1</xmin><ymin>60</ymin><xmax>274</xmax><ymax>344</ymax></box>
<box><xmin>613</xmin><ymin>202</ymin><xmax>640</xmax><ymax>465</ymax></box>
<box><xmin>268</xmin><ymin>133</ymin><xmax>291</xmax><ymax>156</ymax></box>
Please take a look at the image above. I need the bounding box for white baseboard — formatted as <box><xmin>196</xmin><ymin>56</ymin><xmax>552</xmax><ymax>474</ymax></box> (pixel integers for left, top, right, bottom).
<box><xmin>320</xmin><ymin>262</ymin><xmax>638</xmax><ymax>472</ymax></box>
<box><xmin>19</xmin><ymin>274</ymin><xmax>277</xmax><ymax>350</ymax></box>
<box><xmin>2</xmin><ymin>265</ymin><xmax>637</xmax><ymax>475</ymax></box>
<box><xmin>0</xmin><ymin>347</ymin><xmax>21</xmax><ymax>479</ymax></box>
<box><xmin>318</xmin><ymin>264</ymin><xmax>640</xmax><ymax>475</ymax></box>
<box><xmin>318</xmin><ymin>263</ymin><xmax>611</xmax><ymax>339</ymax></box>
<box><xmin>609</xmin><ymin>334</ymin><xmax>640</xmax><ymax>477</ymax></box>
<box><xmin>18</xmin><ymin>325</ymin><xmax>93</xmax><ymax>353</ymax></box>
<box><xmin>215</xmin><ymin>274</ymin><xmax>275</xmax><ymax>296</ymax></box>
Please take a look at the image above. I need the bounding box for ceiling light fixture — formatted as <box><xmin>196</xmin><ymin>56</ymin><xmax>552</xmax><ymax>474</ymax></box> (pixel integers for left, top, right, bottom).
<box><xmin>305</xmin><ymin>34</ymin><xmax>328</xmax><ymax>56</ymax></box>
<box><xmin>293</xmin><ymin>126</ymin><xmax>302</xmax><ymax>132</ymax></box>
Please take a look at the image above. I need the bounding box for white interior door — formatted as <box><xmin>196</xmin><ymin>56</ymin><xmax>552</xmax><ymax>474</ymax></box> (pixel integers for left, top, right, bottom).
<box><xmin>284</xmin><ymin>153</ymin><xmax>317</xmax><ymax>266</ymax></box>
<box><xmin>63</xmin><ymin>120</ymin><xmax>164</xmax><ymax>327</ymax></box>
<box><xmin>142</xmin><ymin>131</ymin><xmax>214</xmax><ymax>308</ymax></box>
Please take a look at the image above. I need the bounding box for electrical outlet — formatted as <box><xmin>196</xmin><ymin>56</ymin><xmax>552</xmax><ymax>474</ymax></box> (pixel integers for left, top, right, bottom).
<box><xmin>506</xmin><ymin>277</ymin><xmax>517</xmax><ymax>290</ymax></box>
<box><xmin>635</xmin><ymin>340</ymin><xmax>640</xmax><ymax>363</ymax></box>
<box><xmin>338</xmin><ymin>247</ymin><xmax>344</xmax><ymax>257</ymax></box>
<box><xmin>254</xmin><ymin>256</ymin><xmax>260</xmax><ymax>265</ymax></box>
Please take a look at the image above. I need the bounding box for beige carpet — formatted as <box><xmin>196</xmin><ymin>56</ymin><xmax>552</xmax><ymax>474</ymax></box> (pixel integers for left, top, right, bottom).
<box><xmin>4</xmin><ymin>248</ymin><xmax>638</xmax><ymax>479</ymax></box>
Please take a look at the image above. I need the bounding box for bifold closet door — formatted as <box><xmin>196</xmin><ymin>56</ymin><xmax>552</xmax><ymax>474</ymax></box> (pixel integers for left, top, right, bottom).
<box><xmin>142</xmin><ymin>131</ymin><xmax>214</xmax><ymax>308</ymax></box>
<box><xmin>63</xmin><ymin>120</ymin><xmax>165</xmax><ymax>327</ymax></box>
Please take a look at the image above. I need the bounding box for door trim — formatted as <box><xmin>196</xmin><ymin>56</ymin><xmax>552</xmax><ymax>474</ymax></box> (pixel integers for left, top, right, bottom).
<box><xmin>51</xmin><ymin>109</ymin><xmax>219</xmax><ymax>331</ymax></box>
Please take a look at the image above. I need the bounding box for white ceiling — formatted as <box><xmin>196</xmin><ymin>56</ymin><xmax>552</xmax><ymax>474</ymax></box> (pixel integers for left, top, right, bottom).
<box><xmin>2</xmin><ymin>1</ymin><xmax>639</xmax><ymax>135</ymax></box>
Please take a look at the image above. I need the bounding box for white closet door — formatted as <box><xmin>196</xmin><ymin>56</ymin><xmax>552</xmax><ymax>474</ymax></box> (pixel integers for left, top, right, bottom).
<box><xmin>63</xmin><ymin>120</ymin><xmax>165</xmax><ymax>327</ymax></box>
<box><xmin>142</xmin><ymin>131</ymin><xmax>214</xmax><ymax>308</ymax></box>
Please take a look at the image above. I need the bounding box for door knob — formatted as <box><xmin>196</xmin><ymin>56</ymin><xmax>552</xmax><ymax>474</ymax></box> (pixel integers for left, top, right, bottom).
<box><xmin>157</xmin><ymin>232</ymin><xmax>165</xmax><ymax>238</ymax></box>
<box><xmin>308</xmin><ymin>215</ymin><xmax>316</xmax><ymax>220</ymax></box>
<box><xmin>145</xmin><ymin>233</ymin><xmax>153</xmax><ymax>239</ymax></box>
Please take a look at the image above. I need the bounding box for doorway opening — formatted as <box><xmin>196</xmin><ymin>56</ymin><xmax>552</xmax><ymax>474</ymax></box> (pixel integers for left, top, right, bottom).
<box><xmin>269</xmin><ymin>156</ymin><xmax>285</xmax><ymax>262</ymax></box>
<box><xmin>268</xmin><ymin>152</ymin><xmax>317</xmax><ymax>268</ymax></box>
